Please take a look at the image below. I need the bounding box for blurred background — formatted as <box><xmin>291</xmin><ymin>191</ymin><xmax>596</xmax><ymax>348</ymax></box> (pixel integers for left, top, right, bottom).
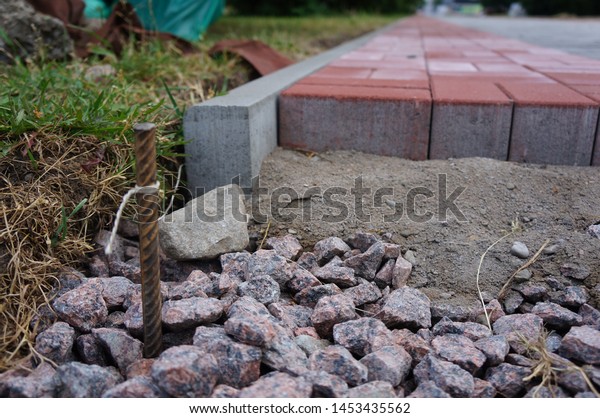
<box><xmin>81</xmin><ymin>0</ymin><xmax>600</xmax><ymax>18</ymax></box>
<box><xmin>225</xmin><ymin>0</ymin><xmax>600</xmax><ymax>16</ymax></box>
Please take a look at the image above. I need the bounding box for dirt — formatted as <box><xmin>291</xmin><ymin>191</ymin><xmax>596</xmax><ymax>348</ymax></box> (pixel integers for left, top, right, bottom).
<box><xmin>248</xmin><ymin>148</ymin><xmax>600</xmax><ymax>311</ymax></box>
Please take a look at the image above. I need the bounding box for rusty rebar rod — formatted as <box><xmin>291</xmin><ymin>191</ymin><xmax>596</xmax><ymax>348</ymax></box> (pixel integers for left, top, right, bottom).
<box><xmin>134</xmin><ymin>122</ymin><xmax>162</xmax><ymax>358</ymax></box>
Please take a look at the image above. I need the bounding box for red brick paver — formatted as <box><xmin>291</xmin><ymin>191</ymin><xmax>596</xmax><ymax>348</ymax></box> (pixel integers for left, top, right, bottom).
<box><xmin>278</xmin><ymin>17</ymin><xmax>600</xmax><ymax>166</ymax></box>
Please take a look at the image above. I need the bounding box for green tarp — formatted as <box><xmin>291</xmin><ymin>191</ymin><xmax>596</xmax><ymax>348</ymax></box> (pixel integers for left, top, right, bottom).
<box><xmin>84</xmin><ymin>0</ymin><xmax>114</xmax><ymax>18</ymax></box>
<box><xmin>83</xmin><ymin>0</ymin><xmax>225</xmax><ymax>41</ymax></box>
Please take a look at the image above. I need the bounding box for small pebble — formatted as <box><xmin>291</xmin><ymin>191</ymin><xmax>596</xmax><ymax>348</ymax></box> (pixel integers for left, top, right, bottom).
<box><xmin>403</xmin><ymin>250</ymin><xmax>417</xmax><ymax>265</ymax></box>
<box><xmin>587</xmin><ymin>224</ymin><xmax>600</xmax><ymax>239</ymax></box>
<box><xmin>514</xmin><ymin>269</ymin><xmax>532</xmax><ymax>280</ymax></box>
<box><xmin>542</xmin><ymin>244</ymin><xmax>560</xmax><ymax>255</ymax></box>
<box><xmin>510</xmin><ymin>242</ymin><xmax>529</xmax><ymax>259</ymax></box>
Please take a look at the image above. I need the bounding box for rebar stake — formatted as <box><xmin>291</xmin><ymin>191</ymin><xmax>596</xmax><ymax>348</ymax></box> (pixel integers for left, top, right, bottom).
<box><xmin>134</xmin><ymin>122</ymin><xmax>162</xmax><ymax>358</ymax></box>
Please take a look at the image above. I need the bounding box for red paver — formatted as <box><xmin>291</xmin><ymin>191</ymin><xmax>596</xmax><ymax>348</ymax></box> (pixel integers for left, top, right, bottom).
<box><xmin>298</xmin><ymin>76</ymin><xmax>430</xmax><ymax>90</ymax></box>
<box><xmin>432</xmin><ymin>73</ymin><xmax>556</xmax><ymax>84</ymax></box>
<box><xmin>340</xmin><ymin>51</ymin><xmax>386</xmax><ymax>61</ymax></box>
<box><xmin>475</xmin><ymin>63</ymin><xmax>532</xmax><ymax>73</ymax></box>
<box><xmin>278</xmin><ymin>16</ymin><xmax>600</xmax><ymax>166</ymax></box>
<box><xmin>328</xmin><ymin>59</ymin><xmax>419</xmax><ymax>69</ymax></box>
<box><xmin>311</xmin><ymin>67</ymin><xmax>373</xmax><ymax>79</ymax></box>
<box><xmin>499</xmin><ymin>82</ymin><xmax>598</xmax><ymax>165</ymax></box>
<box><xmin>428</xmin><ymin>61</ymin><xmax>479</xmax><ymax>72</ymax></box>
<box><xmin>432</xmin><ymin>79</ymin><xmax>511</xmax><ymax>105</ymax></box>
<box><xmin>570</xmin><ymin>85</ymin><xmax>600</xmax><ymax>99</ymax></box>
<box><xmin>279</xmin><ymin>86</ymin><xmax>431</xmax><ymax>160</ymax></box>
<box><xmin>282</xmin><ymin>84</ymin><xmax>431</xmax><ymax>101</ymax></box>
<box><xmin>430</xmin><ymin>79</ymin><xmax>512</xmax><ymax>159</ymax></box>
<box><xmin>370</xmin><ymin>69</ymin><xmax>428</xmax><ymax>81</ymax></box>
<box><xmin>498</xmin><ymin>82</ymin><xmax>597</xmax><ymax>106</ymax></box>
<box><xmin>541</xmin><ymin>72</ymin><xmax>600</xmax><ymax>86</ymax></box>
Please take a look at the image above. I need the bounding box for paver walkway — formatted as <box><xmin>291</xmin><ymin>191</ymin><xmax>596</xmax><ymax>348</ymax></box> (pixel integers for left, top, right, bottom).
<box><xmin>442</xmin><ymin>16</ymin><xmax>600</xmax><ymax>60</ymax></box>
<box><xmin>279</xmin><ymin>16</ymin><xmax>600</xmax><ymax>166</ymax></box>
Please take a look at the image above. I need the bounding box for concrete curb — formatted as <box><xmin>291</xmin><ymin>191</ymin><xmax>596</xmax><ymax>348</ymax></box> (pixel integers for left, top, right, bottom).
<box><xmin>183</xmin><ymin>22</ymin><xmax>400</xmax><ymax>196</ymax></box>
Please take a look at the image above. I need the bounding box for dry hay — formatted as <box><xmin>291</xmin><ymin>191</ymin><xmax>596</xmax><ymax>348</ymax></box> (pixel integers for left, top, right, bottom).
<box><xmin>522</xmin><ymin>331</ymin><xmax>600</xmax><ymax>398</ymax></box>
<box><xmin>0</xmin><ymin>133</ymin><xmax>132</xmax><ymax>371</ymax></box>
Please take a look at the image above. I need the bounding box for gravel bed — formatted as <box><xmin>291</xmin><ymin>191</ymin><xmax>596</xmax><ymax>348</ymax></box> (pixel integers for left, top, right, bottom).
<box><xmin>1</xmin><ymin>231</ymin><xmax>599</xmax><ymax>398</ymax></box>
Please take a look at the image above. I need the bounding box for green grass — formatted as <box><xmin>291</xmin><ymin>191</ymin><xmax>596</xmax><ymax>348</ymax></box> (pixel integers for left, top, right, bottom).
<box><xmin>0</xmin><ymin>13</ymin><xmax>400</xmax><ymax>179</ymax></box>
<box><xmin>205</xmin><ymin>14</ymin><xmax>399</xmax><ymax>59</ymax></box>
<box><xmin>0</xmin><ymin>39</ymin><xmax>246</xmax><ymax>155</ymax></box>
<box><xmin>0</xmin><ymin>60</ymin><xmax>163</xmax><ymax>143</ymax></box>
<box><xmin>0</xmin><ymin>14</ymin><xmax>399</xmax><ymax>145</ymax></box>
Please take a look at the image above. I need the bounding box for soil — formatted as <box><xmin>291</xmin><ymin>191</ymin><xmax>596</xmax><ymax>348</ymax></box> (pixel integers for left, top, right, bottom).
<box><xmin>248</xmin><ymin>148</ymin><xmax>600</xmax><ymax>311</ymax></box>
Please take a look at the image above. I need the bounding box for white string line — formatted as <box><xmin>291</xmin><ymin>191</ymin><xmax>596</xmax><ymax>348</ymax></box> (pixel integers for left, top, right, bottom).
<box><xmin>104</xmin><ymin>164</ymin><xmax>184</xmax><ymax>255</ymax></box>
<box><xmin>158</xmin><ymin>164</ymin><xmax>184</xmax><ymax>221</ymax></box>
<box><xmin>105</xmin><ymin>181</ymin><xmax>160</xmax><ymax>255</ymax></box>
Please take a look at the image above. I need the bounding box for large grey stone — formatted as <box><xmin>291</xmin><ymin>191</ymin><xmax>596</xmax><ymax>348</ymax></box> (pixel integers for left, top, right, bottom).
<box><xmin>159</xmin><ymin>184</ymin><xmax>249</xmax><ymax>260</ymax></box>
<box><xmin>0</xmin><ymin>0</ymin><xmax>73</xmax><ymax>63</ymax></box>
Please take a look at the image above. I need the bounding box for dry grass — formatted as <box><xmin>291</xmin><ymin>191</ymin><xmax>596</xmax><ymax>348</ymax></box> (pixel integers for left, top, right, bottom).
<box><xmin>0</xmin><ymin>135</ymin><xmax>132</xmax><ymax>370</ymax></box>
<box><xmin>476</xmin><ymin>231</ymin><xmax>513</xmax><ymax>331</ymax></box>
<box><xmin>522</xmin><ymin>331</ymin><xmax>599</xmax><ymax>398</ymax></box>
<box><xmin>475</xmin><ymin>218</ymin><xmax>522</xmax><ymax>330</ymax></box>
<box><xmin>475</xmin><ymin>220</ymin><xmax>552</xmax><ymax>332</ymax></box>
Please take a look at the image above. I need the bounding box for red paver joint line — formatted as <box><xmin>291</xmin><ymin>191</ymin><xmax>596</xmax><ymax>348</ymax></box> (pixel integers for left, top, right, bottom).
<box><xmin>278</xmin><ymin>16</ymin><xmax>600</xmax><ymax>166</ymax></box>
